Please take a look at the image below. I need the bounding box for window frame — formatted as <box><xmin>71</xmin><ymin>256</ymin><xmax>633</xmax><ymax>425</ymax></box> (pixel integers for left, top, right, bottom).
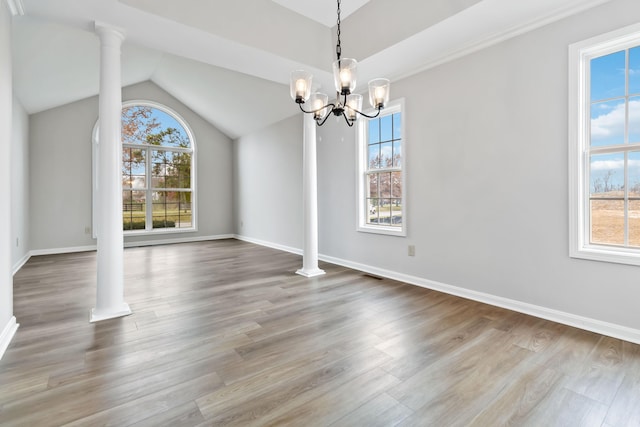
<box><xmin>569</xmin><ymin>23</ymin><xmax>640</xmax><ymax>266</ymax></box>
<box><xmin>356</xmin><ymin>98</ymin><xmax>406</xmax><ymax>236</ymax></box>
<box><xmin>92</xmin><ymin>100</ymin><xmax>198</xmax><ymax>237</ymax></box>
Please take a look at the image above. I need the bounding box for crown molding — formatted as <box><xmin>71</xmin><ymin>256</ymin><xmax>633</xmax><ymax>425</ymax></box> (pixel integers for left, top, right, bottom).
<box><xmin>5</xmin><ymin>0</ymin><xmax>25</xmax><ymax>16</ymax></box>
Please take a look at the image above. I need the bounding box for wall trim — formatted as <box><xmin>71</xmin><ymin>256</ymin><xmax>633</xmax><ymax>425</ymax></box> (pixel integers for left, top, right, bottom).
<box><xmin>30</xmin><ymin>245</ymin><xmax>97</xmax><ymax>257</ymax></box>
<box><xmin>19</xmin><ymin>235</ymin><xmax>235</xmax><ymax>271</ymax></box>
<box><xmin>0</xmin><ymin>316</ymin><xmax>18</xmax><ymax>360</ymax></box>
<box><xmin>12</xmin><ymin>252</ymin><xmax>31</xmax><ymax>276</ymax></box>
<box><xmin>319</xmin><ymin>254</ymin><xmax>640</xmax><ymax>345</ymax></box>
<box><xmin>124</xmin><ymin>234</ymin><xmax>234</xmax><ymax>248</ymax></box>
<box><xmin>234</xmin><ymin>234</ymin><xmax>302</xmax><ymax>256</ymax></box>
<box><xmin>231</xmin><ymin>236</ymin><xmax>640</xmax><ymax>345</ymax></box>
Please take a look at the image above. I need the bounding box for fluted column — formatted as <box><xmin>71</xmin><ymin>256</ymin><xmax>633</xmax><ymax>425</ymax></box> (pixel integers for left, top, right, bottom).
<box><xmin>296</xmin><ymin>114</ymin><xmax>325</xmax><ymax>278</ymax></box>
<box><xmin>91</xmin><ymin>22</ymin><xmax>131</xmax><ymax>322</ymax></box>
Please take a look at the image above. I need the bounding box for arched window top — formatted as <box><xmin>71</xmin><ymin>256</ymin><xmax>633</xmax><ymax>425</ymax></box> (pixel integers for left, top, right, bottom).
<box><xmin>121</xmin><ymin>102</ymin><xmax>193</xmax><ymax>149</ymax></box>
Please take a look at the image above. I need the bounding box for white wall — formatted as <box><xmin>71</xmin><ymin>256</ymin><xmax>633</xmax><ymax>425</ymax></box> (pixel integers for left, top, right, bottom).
<box><xmin>234</xmin><ymin>114</ymin><xmax>303</xmax><ymax>250</ymax></box>
<box><xmin>11</xmin><ymin>98</ymin><xmax>29</xmax><ymax>273</ymax></box>
<box><xmin>0</xmin><ymin>0</ymin><xmax>17</xmax><ymax>358</ymax></box>
<box><xmin>237</xmin><ymin>0</ymin><xmax>640</xmax><ymax>336</ymax></box>
<box><xmin>29</xmin><ymin>81</ymin><xmax>234</xmax><ymax>252</ymax></box>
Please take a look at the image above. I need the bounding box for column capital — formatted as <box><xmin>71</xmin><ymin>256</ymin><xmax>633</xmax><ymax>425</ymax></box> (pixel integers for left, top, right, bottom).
<box><xmin>94</xmin><ymin>21</ymin><xmax>126</xmax><ymax>43</ymax></box>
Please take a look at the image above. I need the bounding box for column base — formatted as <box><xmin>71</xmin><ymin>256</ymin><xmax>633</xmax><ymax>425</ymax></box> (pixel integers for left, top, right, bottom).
<box><xmin>296</xmin><ymin>268</ymin><xmax>326</xmax><ymax>278</ymax></box>
<box><xmin>90</xmin><ymin>303</ymin><xmax>132</xmax><ymax>323</ymax></box>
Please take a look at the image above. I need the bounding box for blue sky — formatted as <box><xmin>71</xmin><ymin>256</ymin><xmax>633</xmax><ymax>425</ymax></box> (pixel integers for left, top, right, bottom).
<box><xmin>590</xmin><ymin>46</ymin><xmax>640</xmax><ymax>193</ymax></box>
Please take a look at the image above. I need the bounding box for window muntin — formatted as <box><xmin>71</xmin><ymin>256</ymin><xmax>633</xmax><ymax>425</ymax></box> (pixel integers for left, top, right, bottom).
<box><xmin>569</xmin><ymin>24</ymin><xmax>640</xmax><ymax>265</ymax></box>
<box><xmin>357</xmin><ymin>99</ymin><xmax>405</xmax><ymax>236</ymax></box>
<box><xmin>120</xmin><ymin>104</ymin><xmax>195</xmax><ymax>233</ymax></box>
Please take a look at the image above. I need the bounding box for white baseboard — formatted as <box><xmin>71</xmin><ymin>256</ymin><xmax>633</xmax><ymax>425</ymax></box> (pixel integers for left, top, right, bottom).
<box><xmin>20</xmin><ymin>235</ymin><xmax>235</xmax><ymax>271</ymax></box>
<box><xmin>230</xmin><ymin>236</ymin><xmax>640</xmax><ymax>345</ymax></box>
<box><xmin>0</xmin><ymin>316</ymin><xmax>19</xmax><ymax>360</ymax></box>
<box><xmin>12</xmin><ymin>252</ymin><xmax>31</xmax><ymax>276</ymax></box>
<box><xmin>124</xmin><ymin>234</ymin><xmax>234</xmax><ymax>248</ymax></box>
<box><xmin>30</xmin><ymin>245</ymin><xmax>97</xmax><ymax>256</ymax></box>
<box><xmin>234</xmin><ymin>234</ymin><xmax>303</xmax><ymax>256</ymax></box>
<box><xmin>319</xmin><ymin>254</ymin><xmax>640</xmax><ymax>345</ymax></box>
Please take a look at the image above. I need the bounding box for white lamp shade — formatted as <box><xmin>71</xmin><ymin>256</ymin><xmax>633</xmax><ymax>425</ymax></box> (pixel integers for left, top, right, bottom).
<box><xmin>333</xmin><ymin>58</ymin><xmax>358</xmax><ymax>94</ymax></box>
<box><xmin>345</xmin><ymin>94</ymin><xmax>363</xmax><ymax>121</ymax></box>
<box><xmin>290</xmin><ymin>70</ymin><xmax>312</xmax><ymax>103</ymax></box>
<box><xmin>368</xmin><ymin>78</ymin><xmax>390</xmax><ymax>109</ymax></box>
<box><xmin>309</xmin><ymin>93</ymin><xmax>329</xmax><ymax>120</ymax></box>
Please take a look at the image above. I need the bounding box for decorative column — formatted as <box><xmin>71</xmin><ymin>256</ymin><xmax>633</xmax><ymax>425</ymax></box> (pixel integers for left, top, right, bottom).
<box><xmin>296</xmin><ymin>114</ymin><xmax>325</xmax><ymax>277</ymax></box>
<box><xmin>91</xmin><ymin>22</ymin><xmax>131</xmax><ymax>322</ymax></box>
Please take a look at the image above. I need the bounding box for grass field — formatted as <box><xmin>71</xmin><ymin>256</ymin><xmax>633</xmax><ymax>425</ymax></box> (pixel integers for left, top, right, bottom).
<box><xmin>123</xmin><ymin>208</ymin><xmax>192</xmax><ymax>230</ymax></box>
<box><xmin>590</xmin><ymin>191</ymin><xmax>640</xmax><ymax>246</ymax></box>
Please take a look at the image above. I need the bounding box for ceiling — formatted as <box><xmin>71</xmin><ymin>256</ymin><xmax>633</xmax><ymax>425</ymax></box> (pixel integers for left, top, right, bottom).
<box><xmin>11</xmin><ymin>0</ymin><xmax>611</xmax><ymax>139</ymax></box>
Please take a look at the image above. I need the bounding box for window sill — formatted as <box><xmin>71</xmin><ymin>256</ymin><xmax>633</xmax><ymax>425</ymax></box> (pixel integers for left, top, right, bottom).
<box><xmin>357</xmin><ymin>224</ymin><xmax>406</xmax><ymax>237</ymax></box>
<box><xmin>570</xmin><ymin>245</ymin><xmax>640</xmax><ymax>267</ymax></box>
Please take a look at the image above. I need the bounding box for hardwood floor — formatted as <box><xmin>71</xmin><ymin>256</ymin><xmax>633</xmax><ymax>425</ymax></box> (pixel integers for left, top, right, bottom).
<box><xmin>2</xmin><ymin>239</ymin><xmax>640</xmax><ymax>426</ymax></box>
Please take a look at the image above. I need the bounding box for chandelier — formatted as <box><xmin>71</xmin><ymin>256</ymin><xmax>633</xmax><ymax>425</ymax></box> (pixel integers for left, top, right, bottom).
<box><xmin>289</xmin><ymin>0</ymin><xmax>390</xmax><ymax>127</ymax></box>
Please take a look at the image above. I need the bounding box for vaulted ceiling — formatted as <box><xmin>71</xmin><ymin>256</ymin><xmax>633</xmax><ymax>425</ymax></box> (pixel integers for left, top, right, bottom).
<box><xmin>12</xmin><ymin>0</ymin><xmax>611</xmax><ymax>139</ymax></box>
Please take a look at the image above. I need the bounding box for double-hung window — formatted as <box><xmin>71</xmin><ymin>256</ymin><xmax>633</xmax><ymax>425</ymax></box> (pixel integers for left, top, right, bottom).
<box><xmin>569</xmin><ymin>24</ymin><xmax>640</xmax><ymax>265</ymax></box>
<box><xmin>93</xmin><ymin>101</ymin><xmax>197</xmax><ymax>236</ymax></box>
<box><xmin>357</xmin><ymin>99</ymin><xmax>406</xmax><ymax>236</ymax></box>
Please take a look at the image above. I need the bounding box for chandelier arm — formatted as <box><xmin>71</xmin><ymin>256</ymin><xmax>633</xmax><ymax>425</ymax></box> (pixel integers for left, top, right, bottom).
<box><xmin>299</xmin><ymin>102</ymin><xmax>336</xmax><ymax>115</ymax></box>
<box><xmin>316</xmin><ymin>111</ymin><xmax>334</xmax><ymax>127</ymax></box>
<box><xmin>341</xmin><ymin>111</ymin><xmax>355</xmax><ymax>127</ymax></box>
<box><xmin>352</xmin><ymin>106</ymin><xmax>383</xmax><ymax>119</ymax></box>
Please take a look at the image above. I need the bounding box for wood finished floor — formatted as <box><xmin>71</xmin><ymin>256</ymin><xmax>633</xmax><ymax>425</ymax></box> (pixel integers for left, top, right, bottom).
<box><xmin>2</xmin><ymin>239</ymin><xmax>640</xmax><ymax>426</ymax></box>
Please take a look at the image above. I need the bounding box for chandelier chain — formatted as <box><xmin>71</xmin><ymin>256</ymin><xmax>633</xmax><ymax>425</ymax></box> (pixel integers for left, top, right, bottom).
<box><xmin>336</xmin><ymin>0</ymin><xmax>342</xmax><ymax>60</ymax></box>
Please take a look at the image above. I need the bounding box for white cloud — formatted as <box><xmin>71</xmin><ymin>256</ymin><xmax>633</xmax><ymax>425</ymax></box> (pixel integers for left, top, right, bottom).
<box><xmin>591</xmin><ymin>99</ymin><xmax>640</xmax><ymax>140</ymax></box>
<box><xmin>591</xmin><ymin>159</ymin><xmax>640</xmax><ymax>171</ymax></box>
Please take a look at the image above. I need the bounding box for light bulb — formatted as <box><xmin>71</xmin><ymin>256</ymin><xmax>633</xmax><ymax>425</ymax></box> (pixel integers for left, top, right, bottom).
<box><xmin>295</xmin><ymin>79</ymin><xmax>307</xmax><ymax>98</ymax></box>
<box><xmin>340</xmin><ymin>69</ymin><xmax>351</xmax><ymax>88</ymax></box>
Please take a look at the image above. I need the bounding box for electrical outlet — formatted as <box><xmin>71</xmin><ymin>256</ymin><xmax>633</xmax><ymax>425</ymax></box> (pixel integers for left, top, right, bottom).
<box><xmin>408</xmin><ymin>245</ymin><xmax>415</xmax><ymax>256</ymax></box>
<box><xmin>85</xmin><ymin>226</ymin><xmax>91</xmax><ymax>235</ymax></box>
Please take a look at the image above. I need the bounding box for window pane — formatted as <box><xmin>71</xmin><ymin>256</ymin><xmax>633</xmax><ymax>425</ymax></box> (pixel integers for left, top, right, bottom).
<box><xmin>591</xmin><ymin>100</ymin><xmax>625</xmax><ymax>147</ymax></box>
<box><xmin>590</xmin><ymin>199</ymin><xmax>624</xmax><ymax>245</ymax></box>
<box><xmin>630</xmin><ymin>46</ymin><xmax>640</xmax><ymax>96</ymax></box>
<box><xmin>369</xmin><ymin>119</ymin><xmax>379</xmax><ymax>144</ymax></box>
<box><xmin>391</xmin><ymin>172</ymin><xmax>402</xmax><ymax>198</ymax></box>
<box><xmin>130</xmin><ymin>175</ymin><xmax>144</xmax><ymax>189</ymax></box>
<box><xmin>152</xmin><ymin>176</ymin><xmax>165</xmax><ymax>188</ymax></box>
<box><xmin>380</xmin><ymin>142</ymin><xmax>393</xmax><ymax>168</ymax></box>
<box><xmin>379</xmin><ymin>199</ymin><xmax>392</xmax><ymax>225</ymax></box>
<box><xmin>122</xmin><ymin>190</ymin><xmax>145</xmax><ymax>230</ymax></box>
<box><xmin>391</xmin><ymin>198</ymin><xmax>402</xmax><ymax>226</ymax></box>
<box><xmin>179</xmin><ymin>172</ymin><xmax>190</xmax><ymax>189</ymax></box>
<box><xmin>393</xmin><ymin>140</ymin><xmax>402</xmax><ymax>167</ymax></box>
<box><xmin>590</xmin><ymin>152</ymin><xmax>624</xmax><ymax>246</ymax></box>
<box><xmin>393</xmin><ymin>113</ymin><xmax>402</xmax><ymax>139</ymax></box>
<box><xmin>380</xmin><ymin>172</ymin><xmax>391</xmax><ymax>198</ymax></box>
<box><xmin>590</xmin><ymin>50</ymin><xmax>625</xmax><ymax>102</ymax></box>
<box><xmin>367</xmin><ymin>173</ymin><xmax>378</xmax><ymax>198</ymax></box>
<box><xmin>367</xmin><ymin>198</ymin><xmax>379</xmax><ymax>224</ymax></box>
<box><xmin>630</xmin><ymin>152</ymin><xmax>640</xmax><ymax>247</ymax></box>
<box><xmin>630</xmin><ymin>96</ymin><xmax>640</xmax><ymax>143</ymax></box>
<box><xmin>590</xmin><ymin>153</ymin><xmax>624</xmax><ymax>196</ymax></box>
<box><xmin>368</xmin><ymin>144</ymin><xmax>380</xmax><ymax>169</ymax></box>
<box><xmin>152</xmin><ymin>191</ymin><xmax>192</xmax><ymax>228</ymax></box>
<box><xmin>122</xmin><ymin>106</ymin><xmax>191</xmax><ymax>148</ymax></box>
<box><xmin>380</xmin><ymin>115</ymin><xmax>392</xmax><ymax>142</ymax></box>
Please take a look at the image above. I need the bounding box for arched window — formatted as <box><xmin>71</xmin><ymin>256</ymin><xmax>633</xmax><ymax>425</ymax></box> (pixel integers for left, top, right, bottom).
<box><xmin>93</xmin><ymin>101</ymin><xmax>197</xmax><ymax>234</ymax></box>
